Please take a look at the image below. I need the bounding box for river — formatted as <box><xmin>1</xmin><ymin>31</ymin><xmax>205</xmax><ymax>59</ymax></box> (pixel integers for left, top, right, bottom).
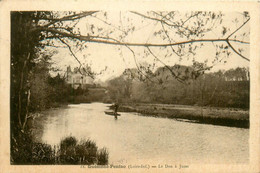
<box><xmin>32</xmin><ymin>103</ymin><xmax>249</xmax><ymax>164</ymax></box>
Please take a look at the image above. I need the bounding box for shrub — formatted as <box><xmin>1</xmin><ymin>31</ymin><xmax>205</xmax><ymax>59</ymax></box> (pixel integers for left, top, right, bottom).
<box><xmin>11</xmin><ymin>130</ymin><xmax>34</xmax><ymax>164</ymax></box>
<box><xmin>78</xmin><ymin>139</ymin><xmax>98</xmax><ymax>164</ymax></box>
<box><xmin>31</xmin><ymin>143</ymin><xmax>55</xmax><ymax>164</ymax></box>
<box><xmin>11</xmin><ymin>135</ymin><xmax>109</xmax><ymax>165</ymax></box>
<box><xmin>60</xmin><ymin>136</ymin><xmax>77</xmax><ymax>150</ymax></box>
<box><xmin>97</xmin><ymin>148</ymin><xmax>109</xmax><ymax>165</ymax></box>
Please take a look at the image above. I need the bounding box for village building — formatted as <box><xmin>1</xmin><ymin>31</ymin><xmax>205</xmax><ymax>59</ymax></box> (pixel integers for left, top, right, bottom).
<box><xmin>66</xmin><ymin>66</ymin><xmax>95</xmax><ymax>89</ymax></box>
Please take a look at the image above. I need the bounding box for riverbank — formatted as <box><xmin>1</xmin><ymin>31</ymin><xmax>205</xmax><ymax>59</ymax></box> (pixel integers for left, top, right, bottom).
<box><xmin>116</xmin><ymin>103</ymin><xmax>249</xmax><ymax>128</ymax></box>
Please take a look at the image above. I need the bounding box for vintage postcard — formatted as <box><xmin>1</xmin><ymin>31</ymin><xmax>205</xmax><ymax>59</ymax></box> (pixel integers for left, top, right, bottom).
<box><xmin>0</xmin><ymin>0</ymin><xmax>259</xmax><ymax>172</ymax></box>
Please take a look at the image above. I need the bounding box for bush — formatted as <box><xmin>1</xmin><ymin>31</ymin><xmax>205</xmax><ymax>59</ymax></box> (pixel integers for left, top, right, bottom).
<box><xmin>60</xmin><ymin>136</ymin><xmax>77</xmax><ymax>150</ymax></box>
<box><xmin>97</xmin><ymin>148</ymin><xmax>109</xmax><ymax>165</ymax></box>
<box><xmin>31</xmin><ymin>143</ymin><xmax>55</xmax><ymax>164</ymax></box>
<box><xmin>75</xmin><ymin>139</ymin><xmax>98</xmax><ymax>164</ymax></box>
<box><xmin>11</xmin><ymin>135</ymin><xmax>109</xmax><ymax>165</ymax></box>
<box><xmin>11</xmin><ymin>131</ymin><xmax>34</xmax><ymax>164</ymax></box>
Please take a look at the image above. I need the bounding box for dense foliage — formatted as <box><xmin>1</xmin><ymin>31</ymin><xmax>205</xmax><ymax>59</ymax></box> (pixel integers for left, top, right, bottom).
<box><xmin>107</xmin><ymin>66</ymin><xmax>249</xmax><ymax>109</ymax></box>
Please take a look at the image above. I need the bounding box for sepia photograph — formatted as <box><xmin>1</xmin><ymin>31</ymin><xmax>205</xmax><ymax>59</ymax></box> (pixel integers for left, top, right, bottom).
<box><xmin>0</xmin><ymin>1</ymin><xmax>259</xmax><ymax>172</ymax></box>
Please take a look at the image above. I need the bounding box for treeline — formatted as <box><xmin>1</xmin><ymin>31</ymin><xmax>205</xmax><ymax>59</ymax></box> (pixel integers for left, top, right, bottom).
<box><xmin>106</xmin><ymin>65</ymin><xmax>249</xmax><ymax>109</ymax></box>
<box><xmin>12</xmin><ymin>49</ymin><xmax>107</xmax><ymax>115</ymax></box>
<box><xmin>27</xmin><ymin>55</ymin><xmax>80</xmax><ymax>112</ymax></box>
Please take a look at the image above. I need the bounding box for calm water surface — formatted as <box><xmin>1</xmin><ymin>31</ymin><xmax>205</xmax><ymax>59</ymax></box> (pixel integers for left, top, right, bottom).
<box><xmin>32</xmin><ymin>103</ymin><xmax>249</xmax><ymax>164</ymax></box>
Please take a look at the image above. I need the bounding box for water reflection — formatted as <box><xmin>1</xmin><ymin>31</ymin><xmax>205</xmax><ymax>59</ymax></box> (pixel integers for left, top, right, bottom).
<box><xmin>32</xmin><ymin>103</ymin><xmax>249</xmax><ymax>164</ymax></box>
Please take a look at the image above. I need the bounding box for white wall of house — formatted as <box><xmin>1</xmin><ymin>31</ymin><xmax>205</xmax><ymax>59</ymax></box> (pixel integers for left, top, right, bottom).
<box><xmin>66</xmin><ymin>67</ymin><xmax>94</xmax><ymax>88</ymax></box>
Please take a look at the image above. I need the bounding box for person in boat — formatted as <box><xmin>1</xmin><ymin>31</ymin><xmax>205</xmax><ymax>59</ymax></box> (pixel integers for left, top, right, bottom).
<box><xmin>114</xmin><ymin>103</ymin><xmax>119</xmax><ymax>114</ymax></box>
<box><xmin>114</xmin><ymin>102</ymin><xmax>119</xmax><ymax>119</ymax></box>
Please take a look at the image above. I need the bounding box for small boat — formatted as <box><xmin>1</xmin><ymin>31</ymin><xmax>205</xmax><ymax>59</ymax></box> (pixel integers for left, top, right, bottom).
<box><xmin>104</xmin><ymin>111</ymin><xmax>121</xmax><ymax>116</ymax></box>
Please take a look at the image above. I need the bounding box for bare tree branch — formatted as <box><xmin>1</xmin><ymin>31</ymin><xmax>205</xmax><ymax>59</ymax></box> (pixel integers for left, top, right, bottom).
<box><xmin>125</xmin><ymin>45</ymin><xmax>154</xmax><ymax>82</ymax></box>
<box><xmin>181</xmin><ymin>12</ymin><xmax>202</xmax><ymax>26</ymax></box>
<box><xmin>41</xmin><ymin>43</ymin><xmax>67</xmax><ymax>48</ymax></box>
<box><xmin>131</xmin><ymin>11</ymin><xmax>193</xmax><ymax>33</ymax></box>
<box><xmin>58</xmin><ymin>38</ymin><xmax>96</xmax><ymax>78</ymax></box>
<box><xmin>147</xmin><ymin>47</ymin><xmax>186</xmax><ymax>84</ymax></box>
<box><xmin>41</xmin><ymin>27</ymin><xmax>250</xmax><ymax>62</ymax></box>
<box><xmin>226</xmin><ymin>40</ymin><xmax>249</xmax><ymax>61</ymax></box>
<box><xmin>97</xmin><ymin>36</ymin><xmax>156</xmax><ymax>83</ymax></box>
<box><xmin>151</xmin><ymin>11</ymin><xmax>175</xmax><ymax>22</ymax></box>
<box><xmin>160</xmin><ymin>22</ymin><xmax>182</xmax><ymax>57</ymax></box>
<box><xmin>91</xmin><ymin>15</ymin><xmax>126</xmax><ymax>34</ymax></box>
<box><xmin>32</xmin><ymin>11</ymin><xmax>250</xmax><ymax>63</ymax></box>
<box><xmin>87</xmin><ymin>37</ymin><xmax>249</xmax><ymax>47</ymax></box>
<box><xmin>227</xmin><ymin>17</ymin><xmax>250</xmax><ymax>39</ymax></box>
<box><xmin>42</xmin><ymin>11</ymin><xmax>98</xmax><ymax>27</ymax></box>
<box><xmin>58</xmin><ymin>38</ymin><xmax>83</xmax><ymax>66</ymax></box>
<box><xmin>36</xmin><ymin>25</ymin><xmax>249</xmax><ymax>45</ymax></box>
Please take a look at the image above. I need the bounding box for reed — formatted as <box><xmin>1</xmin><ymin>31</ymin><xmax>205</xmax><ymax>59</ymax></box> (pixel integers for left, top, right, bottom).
<box><xmin>11</xmin><ymin>133</ymin><xmax>109</xmax><ymax>165</ymax></box>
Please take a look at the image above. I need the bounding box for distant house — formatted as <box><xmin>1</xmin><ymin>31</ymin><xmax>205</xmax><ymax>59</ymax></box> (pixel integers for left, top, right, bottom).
<box><xmin>66</xmin><ymin>66</ymin><xmax>95</xmax><ymax>89</ymax></box>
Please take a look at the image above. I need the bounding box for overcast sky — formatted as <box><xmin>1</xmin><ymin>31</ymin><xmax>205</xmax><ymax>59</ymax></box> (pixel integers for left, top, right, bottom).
<box><xmin>48</xmin><ymin>11</ymin><xmax>250</xmax><ymax>82</ymax></box>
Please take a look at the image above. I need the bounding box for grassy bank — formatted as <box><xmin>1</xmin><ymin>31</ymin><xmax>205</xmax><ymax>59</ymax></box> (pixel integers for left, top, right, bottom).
<box><xmin>117</xmin><ymin>103</ymin><xmax>249</xmax><ymax>128</ymax></box>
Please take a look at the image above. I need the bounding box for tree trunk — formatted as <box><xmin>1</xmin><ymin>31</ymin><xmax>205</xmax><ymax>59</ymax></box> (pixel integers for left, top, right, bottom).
<box><xmin>17</xmin><ymin>53</ymin><xmax>30</xmax><ymax>130</ymax></box>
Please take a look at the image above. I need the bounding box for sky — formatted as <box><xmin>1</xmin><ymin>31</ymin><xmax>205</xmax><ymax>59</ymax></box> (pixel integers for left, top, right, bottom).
<box><xmin>48</xmin><ymin>11</ymin><xmax>250</xmax><ymax>82</ymax></box>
